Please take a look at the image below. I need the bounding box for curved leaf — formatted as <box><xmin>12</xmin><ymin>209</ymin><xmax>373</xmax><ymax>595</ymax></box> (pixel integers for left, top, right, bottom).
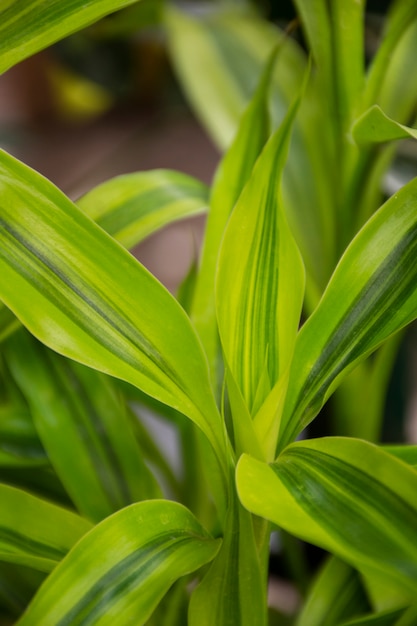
<box><xmin>18</xmin><ymin>500</ymin><xmax>221</xmax><ymax>625</ymax></box>
<box><xmin>296</xmin><ymin>556</ymin><xmax>370</xmax><ymax>626</ymax></box>
<box><xmin>279</xmin><ymin>177</ymin><xmax>417</xmax><ymax>449</ymax></box>
<box><xmin>0</xmin><ymin>149</ymin><xmax>227</xmax><ymax>471</ymax></box>
<box><xmin>237</xmin><ymin>438</ymin><xmax>417</xmax><ymax>595</ymax></box>
<box><xmin>77</xmin><ymin>169</ymin><xmax>209</xmax><ymax>250</ymax></box>
<box><xmin>0</xmin><ymin>484</ymin><xmax>92</xmax><ymax>573</ymax></box>
<box><xmin>5</xmin><ymin>330</ymin><xmax>161</xmax><ymax>522</ymax></box>
<box><xmin>0</xmin><ymin>0</ymin><xmax>142</xmax><ymax>75</ymax></box>
<box><xmin>352</xmin><ymin>105</ymin><xmax>417</xmax><ymax>145</ymax></box>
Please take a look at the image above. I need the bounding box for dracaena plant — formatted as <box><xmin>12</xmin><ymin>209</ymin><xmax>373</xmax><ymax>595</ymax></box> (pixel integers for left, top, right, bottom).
<box><xmin>1</xmin><ymin>1</ymin><xmax>417</xmax><ymax>625</ymax></box>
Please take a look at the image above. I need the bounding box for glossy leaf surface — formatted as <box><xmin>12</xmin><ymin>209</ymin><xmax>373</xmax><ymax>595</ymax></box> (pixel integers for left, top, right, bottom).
<box><xmin>279</xmin><ymin>178</ymin><xmax>417</xmax><ymax>448</ymax></box>
<box><xmin>6</xmin><ymin>331</ymin><xmax>160</xmax><ymax>522</ymax></box>
<box><xmin>0</xmin><ymin>484</ymin><xmax>91</xmax><ymax>573</ymax></box>
<box><xmin>77</xmin><ymin>169</ymin><xmax>208</xmax><ymax>250</ymax></box>
<box><xmin>237</xmin><ymin>438</ymin><xmax>417</xmax><ymax>595</ymax></box>
<box><xmin>18</xmin><ymin>500</ymin><xmax>221</xmax><ymax>625</ymax></box>
<box><xmin>0</xmin><ymin>0</ymin><xmax>142</xmax><ymax>75</ymax></box>
<box><xmin>0</xmin><ymin>149</ymin><xmax>226</xmax><ymax>466</ymax></box>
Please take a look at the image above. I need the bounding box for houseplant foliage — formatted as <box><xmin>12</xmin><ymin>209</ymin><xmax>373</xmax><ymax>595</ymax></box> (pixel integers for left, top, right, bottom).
<box><xmin>1</xmin><ymin>1</ymin><xmax>417</xmax><ymax>624</ymax></box>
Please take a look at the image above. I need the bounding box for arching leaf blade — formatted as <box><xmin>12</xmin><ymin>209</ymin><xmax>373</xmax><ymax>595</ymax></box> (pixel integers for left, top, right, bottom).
<box><xmin>0</xmin><ymin>149</ymin><xmax>226</xmax><ymax>469</ymax></box>
<box><xmin>0</xmin><ymin>484</ymin><xmax>92</xmax><ymax>573</ymax></box>
<box><xmin>18</xmin><ymin>500</ymin><xmax>221</xmax><ymax>625</ymax></box>
<box><xmin>5</xmin><ymin>330</ymin><xmax>161</xmax><ymax>522</ymax></box>
<box><xmin>0</xmin><ymin>0</ymin><xmax>142</xmax><ymax>75</ymax></box>
<box><xmin>237</xmin><ymin>438</ymin><xmax>417</xmax><ymax>596</ymax></box>
<box><xmin>279</xmin><ymin>177</ymin><xmax>417</xmax><ymax>449</ymax></box>
<box><xmin>77</xmin><ymin>169</ymin><xmax>209</xmax><ymax>250</ymax></box>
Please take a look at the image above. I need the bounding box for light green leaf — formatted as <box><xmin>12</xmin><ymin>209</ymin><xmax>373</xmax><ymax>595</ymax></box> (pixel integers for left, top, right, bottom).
<box><xmin>0</xmin><ymin>484</ymin><xmax>92</xmax><ymax>573</ymax></box>
<box><xmin>237</xmin><ymin>437</ymin><xmax>417</xmax><ymax>595</ymax></box>
<box><xmin>189</xmin><ymin>491</ymin><xmax>267</xmax><ymax>626</ymax></box>
<box><xmin>296</xmin><ymin>556</ymin><xmax>370</xmax><ymax>626</ymax></box>
<box><xmin>279</xmin><ymin>177</ymin><xmax>417</xmax><ymax>449</ymax></box>
<box><xmin>5</xmin><ymin>330</ymin><xmax>161</xmax><ymax>522</ymax></box>
<box><xmin>191</xmin><ymin>46</ymin><xmax>276</xmax><ymax>386</ymax></box>
<box><xmin>18</xmin><ymin>500</ymin><xmax>221</xmax><ymax>625</ymax></box>
<box><xmin>77</xmin><ymin>169</ymin><xmax>209</xmax><ymax>250</ymax></box>
<box><xmin>0</xmin><ymin>0</ymin><xmax>142</xmax><ymax>75</ymax></box>
<box><xmin>0</xmin><ymin>149</ymin><xmax>227</xmax><ymax>473</ymax></box>
<box><xmin>216</xmin><ymin>88</ymin><xmax>305</xmax><ymax>416</ymax></box>
<box><xmin>352</xmin><ymin>105</ymin><xmax>417</xmax><ymax>145</ymax></box>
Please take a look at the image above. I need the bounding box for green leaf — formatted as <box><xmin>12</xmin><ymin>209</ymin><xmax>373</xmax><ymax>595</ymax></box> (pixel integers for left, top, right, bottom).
<box><xmin>0</xmin><ymin>0</ymin><xmax>142</xmax><ymax>75</ymax></box>
<box><xmin>0</xmin><ymin>484</ymin><xmax>92</xmax><ymax>573</ymax></box>
<box><xmin>216</xmin><ymin>86</ymin><xmax>305</xmax><ymax>417</ymax></box>
<box><xmin>77</xmin><ymin>169</ymin><xmax>209</xmax><ymax>250</ymax></box>
<box><xmin>189</xmin><ymin>491</ymin><xmax>267</xmax><ymax>626</ymax></box>
<box><xmin>296</xmin><ymin>556</ymin><xmax>370</xmax><ymax>626</ymax></box>
<box><xmin>191</xmin><ymin>47</ymin><xmax>276</xmax><ymax>386</ymax></box>
<box><xmin>0</xmin><ymin>149</ymin><xmax>227</xmax><ymax>473</ymax></box>
<box><xmin>0</xmin><ymin>562</ymin><xmax>46</xmax><ymax>619</ymax></box>
<box><xmin>165</xmin><ymin>6</ymin><xmax>304</xmax><ymax>150</ymax></box>
<box><xmin>340</xmin><ymin>607</ymin><xmax>406</xmax><ymax>626</ymax></box>
<box><xmin>0</xmin><ymin>303</ymin><xmax>19</xmax><ymax>342</ymax></box>
<box><xmin>5</xmin><ymin>330</ymin><xmax>161</xmax><ymax>522</ymax></box>
<box><xmin>237</xmin><ymin>438</ymin><xmax>417</xmax><ymax>596</ymax></box>
<box><xmin>18</xmin><ymin>500</ymin><xmax>221</xmax><ymax>625</ymax></box>
<box><xmin>352</xmin><ymin>105</ymin><xmax>417</xmax><ymax>145</ymax></box>
<box><xmin>0</xmin><ymin>358</ymin><xmax>46</xmax><ymax>468</ymax></box>
<box><xmin>279</xmin><ymin>177</ymin><xmax>417</xmax><ymax>449</ymax></box>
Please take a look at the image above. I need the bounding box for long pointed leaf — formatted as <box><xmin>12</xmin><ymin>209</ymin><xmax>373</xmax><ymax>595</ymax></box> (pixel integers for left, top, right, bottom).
<box><xmin>0</xmin><ymin>149</ymin><xmax>227</xmax><ymax>472</ymax></box>
<box><xmin>5</xmin><ymin>330</ymin><xmax>160</xmax><ymax>522</ymax></box>
<box><xmin>18</xmin><ymin>500</ymin><xmax>221</xmax><ymax>625</ymax></box>
<box><xmin>0</xmin><ymin>0</ymin><xmax>142</xmax><ymax>75</ymax></box>
<box><xmin>216</xmin><ymin>84</ymin><xmax>305</xmax><ymax>416</ymax></box>
<box><xmin>237</xmin><ymin>438</ymin><xmax>417</xmax><ymax>595</ymax></box>
<box><xmin>279</xmin><ymin>177</ymin><xmax>417</xmax><ymax>449</ymax></box>
<box><xmin>0</xmin><ymin>484</ymin><xmax>92</xmax><ymax>573</ymax></box>
<box><xmin>77</xmin><ymin>169</ymin><xmax>208</xmax><ymax>250</ymax></box>
<box><xmin>191</xmin><ymin>47</ymin><xmax>276</xmax><ymax>387</ymax></box>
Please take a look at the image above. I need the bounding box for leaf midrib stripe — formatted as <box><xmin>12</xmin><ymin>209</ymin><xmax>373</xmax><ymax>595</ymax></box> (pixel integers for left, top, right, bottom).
<box><xmin>0</xmin><ymin>525</ymin><xmax>65</xmax><ymax>561</ymax></box>
<box><xmin>290</xmin><ymin>221</ymin><xmax>417</xmax><ymax>433</ymax></box>
<box><xmin>55</xmin><ymin>533</ymin><xmax>197</xmax><ymax>626</ymax></box>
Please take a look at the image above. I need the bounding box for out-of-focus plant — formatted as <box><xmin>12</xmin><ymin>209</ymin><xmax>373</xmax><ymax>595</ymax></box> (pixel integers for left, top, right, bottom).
<box><xmin>1</xmin><ymin>1</ymin><xmax>417</xmax><ymax>624</ymax></box>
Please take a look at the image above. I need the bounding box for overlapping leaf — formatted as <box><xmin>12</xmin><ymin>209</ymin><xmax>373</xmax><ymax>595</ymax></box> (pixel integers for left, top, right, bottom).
<box><xmin>189</xmin><ymin>491</ymin><xmax>266</xmax><ymax>626</ymax></box>
<box><xmin>18</xmin><ymin>500</ymin><xmax>221</xmax><ymax>625</ymax></box>
<box><xmin>77</xmin><ymin>169</ymin><xmax>208</xmax><ymax>250</ymax></box>
<box><xmin>5</xmin><ymin>330</ymin><xmax>160</xmax><ymax>522</ymax></box>
<box><xmin>296</xmin><ymin>556</ymin><xmax>370</xmax><ymax>626</ymax></box>
<box><xmin>0</xmin><ymin>0</ymin><xmax>142</xmax><ymax>75</ymax></box>
<box><xmin>279</xmin><ymin>177</ymin><xmax>417</xmax><ymax>449</ymax></box>
<box><xmin>0</xmin><ymin>149</ymin><xmax>227</xmax><ymax>471</ymax></box>
<box><xmin>237</xmin><ymin>438</ymin><xmax>417</xmax><ymax>595</ymax></box>
<box><xmin>0</xmin><ymin>484</ymin><xmax>92</xmax><ymax>573</ymax></box>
